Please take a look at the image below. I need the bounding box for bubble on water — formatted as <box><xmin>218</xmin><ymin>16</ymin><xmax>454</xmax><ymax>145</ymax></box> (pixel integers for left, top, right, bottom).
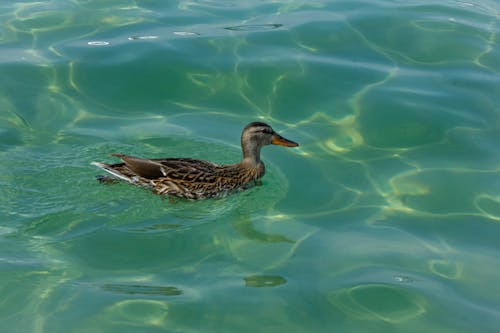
<box><xmin>244</xmin><ymin>275</ymin><xmax>287</xmax><ymax>287</ymax></box>
<box><xmin>87</xmin><ymin>41</ymin><xmax>110</xmax><ymax>46</ymax></box>
<box><xmin>173</xmin><ymin>31</ymin><xmax>200</xmax><ymax>36</ymax></box>
<box><xmin>393</xmin><ymin>275</ymin><xmax>419</xmax><ymax>283</ymax></box>
<box><xmin>128</xmin><ymin>35</ymin><xmax>159</xmax><ymax>40</ymax></box>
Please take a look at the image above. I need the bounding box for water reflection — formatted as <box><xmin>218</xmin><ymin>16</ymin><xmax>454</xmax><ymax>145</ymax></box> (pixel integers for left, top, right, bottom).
<box><xmin>232</xmin><ymin>216</ymin><xmax>294</xmax><ymax>244</ymax></box>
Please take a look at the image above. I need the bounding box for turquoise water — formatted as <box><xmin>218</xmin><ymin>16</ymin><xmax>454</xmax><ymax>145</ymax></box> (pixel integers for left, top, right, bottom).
<box><xmin>1</xmin><ymin>0</ymin><xmax>500</xmax><ymax>332</ymax></box>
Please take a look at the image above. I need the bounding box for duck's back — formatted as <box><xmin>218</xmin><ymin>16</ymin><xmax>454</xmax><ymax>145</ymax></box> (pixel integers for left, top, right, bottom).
<box><xmin>151</xmin><ymin>158</ymin><xmax>264</xmax><ymax>199</ymax></box>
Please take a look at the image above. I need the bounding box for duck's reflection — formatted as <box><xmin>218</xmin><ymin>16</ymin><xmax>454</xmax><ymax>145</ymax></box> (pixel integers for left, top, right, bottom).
<box><xmin>232</xmin><ymin>216</ymin><xmax>294</xmax><ymax>244</ymax></box>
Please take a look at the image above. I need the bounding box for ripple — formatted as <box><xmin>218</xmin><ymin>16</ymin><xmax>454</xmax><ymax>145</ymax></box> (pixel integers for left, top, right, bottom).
<box><xmin>412</xmin><ymin>19</ymin><xmax>457</xmax><ymax>32</ymax></box>
<box><xmin>224</xmin><ymin>23</ymin><xmax>283</xmax><ymax>31</ymax></box>
<box><xmin>329</xmin><ymin>284</ymin><xmax>427</xmax><ymax>322</ymax></box>
<box><xmin>475</xmin><ymin>195</ymin><xmax>500</xmax><ymax>221</ymax></box>
<box><xmin>125</xmin><ymin>223</ymin><xmax>182</xmax><ymax>233</ymax></box>
<box><xmin>429</xmin><ymin>259</ymin><xmax>463</xmax><ymax>279</ymax></box>
<box><xmin>102</xmin><ymin>299</ymin><xmax>169</xmax><ymax>326</ymax></box>
<box><xmin>0</xmin><ymin>226</ymin><xmax>16</xmax><ymax>235</ymax></box>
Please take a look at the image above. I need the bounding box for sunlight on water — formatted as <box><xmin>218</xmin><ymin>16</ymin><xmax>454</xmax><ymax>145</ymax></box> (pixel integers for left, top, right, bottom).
<box><xmin>1</xmin><ymin>0</ymin><xmax>500</xmax><ymax>332</ymax></box>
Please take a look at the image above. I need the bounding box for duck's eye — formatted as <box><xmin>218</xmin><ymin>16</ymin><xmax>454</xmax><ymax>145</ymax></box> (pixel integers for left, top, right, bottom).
<box><xmin>260</xmin><ymin>128</ymin><xmax>272</xmax><ymax>134</ymax></box>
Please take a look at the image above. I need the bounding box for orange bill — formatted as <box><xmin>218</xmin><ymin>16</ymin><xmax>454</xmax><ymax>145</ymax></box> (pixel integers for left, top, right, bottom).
<box><xmin>271</xmin><ymin>134</ymin><xmax>299</xmax><ymax>147</ymax></box>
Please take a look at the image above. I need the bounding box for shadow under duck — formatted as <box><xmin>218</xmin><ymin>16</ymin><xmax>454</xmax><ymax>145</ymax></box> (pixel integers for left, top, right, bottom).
<box><xmin>92</xmin><ymin>122</ymin><xmax>299</xmax><ymax>200</ymax></box>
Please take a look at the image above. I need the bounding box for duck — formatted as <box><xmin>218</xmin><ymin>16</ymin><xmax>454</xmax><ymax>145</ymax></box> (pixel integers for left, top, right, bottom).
<box><xmin>91</xmin><ymin>122</ymin><xmax>299</xmax><ymax>200</ymax></box>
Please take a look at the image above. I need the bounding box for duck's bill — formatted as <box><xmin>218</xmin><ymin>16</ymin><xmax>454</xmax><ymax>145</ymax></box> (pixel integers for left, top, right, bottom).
<box><xmin>272</xmin><ymin>134</ymin><xmax>299</xmax><ymax>147</ymax></box>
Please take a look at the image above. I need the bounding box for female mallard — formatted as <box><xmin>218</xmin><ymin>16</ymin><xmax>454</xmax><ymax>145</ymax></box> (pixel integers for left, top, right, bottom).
<box><xmin>92</xmin><ymin>122</ymin><xmax>299</xmax><ymax>200</ymax></box>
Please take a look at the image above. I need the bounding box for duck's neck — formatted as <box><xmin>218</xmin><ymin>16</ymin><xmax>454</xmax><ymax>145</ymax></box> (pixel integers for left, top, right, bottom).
<box><xmin>241</xmin><ymin>142</ymin><xmax>262</xmax><ymax>167</ymax></box>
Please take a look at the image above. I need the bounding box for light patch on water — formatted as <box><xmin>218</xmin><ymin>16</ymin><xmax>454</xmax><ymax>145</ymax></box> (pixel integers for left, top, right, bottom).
<box><xmin>429</xmin><ymin>259</ymin><xmax>464</xmax><ymax>280</ymax></box>
<box><xmin>474</xmin><ymin>194</ymin><xmax>500</xmax><ymax>221</ymax></box>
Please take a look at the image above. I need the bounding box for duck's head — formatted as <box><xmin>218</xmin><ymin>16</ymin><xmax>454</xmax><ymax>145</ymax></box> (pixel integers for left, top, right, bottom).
<box><xmin>241</xmin><ymin>122</ymin><xmax>298</xmax><ymax>163</ymax></box>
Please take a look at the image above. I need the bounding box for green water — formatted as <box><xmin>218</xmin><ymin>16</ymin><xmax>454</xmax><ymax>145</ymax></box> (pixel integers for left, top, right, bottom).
<box><xmin>1</xmin><ymin>0</ymin><xmax>500</xmax><ymax>332</ymax></box>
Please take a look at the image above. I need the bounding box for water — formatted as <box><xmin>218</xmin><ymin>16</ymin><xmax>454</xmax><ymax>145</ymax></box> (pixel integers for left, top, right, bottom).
<box><xmin>1</xmin><ymin>0</ymin><xmax>500</xmax><ymax>332</ymax></box>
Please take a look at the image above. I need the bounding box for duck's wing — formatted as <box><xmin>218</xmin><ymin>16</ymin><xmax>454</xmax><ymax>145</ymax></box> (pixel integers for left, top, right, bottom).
<box><xmin>156</xmin><ymin>158</ymin><xmax>227</xmax><ymax>184</ymax></box>
<box><xmin>113</xmin><ymin>154</ymin><xmax>221</xmax><ymax>180</ymax></box>
<box><xmin>111</xmin><ymin>154</ymin><xmax>167</xmax><ymax>179</ymax></box>
<box><xmin>156</xmin><ymin>158</ymin><xmax>219</xmax><ymax>174</ymax></box>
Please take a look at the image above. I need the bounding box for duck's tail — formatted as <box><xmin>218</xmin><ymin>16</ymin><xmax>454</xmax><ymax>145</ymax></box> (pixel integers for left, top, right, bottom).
<box><xmin>91</xmin><ymin>161</ymin><xmax>135</xmax><ymax>184</ymax></box>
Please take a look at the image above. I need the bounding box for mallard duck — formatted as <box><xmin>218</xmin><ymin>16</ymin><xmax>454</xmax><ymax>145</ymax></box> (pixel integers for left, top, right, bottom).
<box><xmin>92</xmin><ymin>122</ymin><xmax>299</xmax><ymax>200</ymax></box>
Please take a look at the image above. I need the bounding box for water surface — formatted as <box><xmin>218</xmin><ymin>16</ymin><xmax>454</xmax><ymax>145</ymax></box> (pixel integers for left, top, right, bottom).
<box><xmin>1</xmin><ymin>1</ymin><xmax>500</xmax><ymax>332</ymax></box>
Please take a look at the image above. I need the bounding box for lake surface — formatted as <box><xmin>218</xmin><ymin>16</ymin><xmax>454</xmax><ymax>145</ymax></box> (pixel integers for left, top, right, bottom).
<box><xmin>1</xmin><ymin>0</ymin><xmax>500</xmax><ymax>332</ymax></box>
